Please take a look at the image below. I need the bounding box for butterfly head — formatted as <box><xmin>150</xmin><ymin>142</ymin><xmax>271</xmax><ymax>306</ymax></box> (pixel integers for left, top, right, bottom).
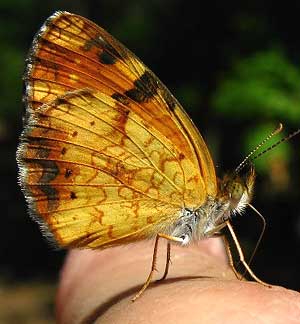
<box><xmin>218</xmin><ymin>164</ymin><xmax>255</xmax><ymax>216</ymax></box>
<box><xmin>196</xmin><ymin>165</ymin><xmax>255</xmax><ymax>237</ymax></box>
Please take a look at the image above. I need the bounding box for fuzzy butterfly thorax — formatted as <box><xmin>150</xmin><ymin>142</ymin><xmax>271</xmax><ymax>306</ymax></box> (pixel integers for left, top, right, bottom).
<box><xmin>169</xmin><ymin>167</ymin><xmax>255</xmax><ymax>244</ymax></box>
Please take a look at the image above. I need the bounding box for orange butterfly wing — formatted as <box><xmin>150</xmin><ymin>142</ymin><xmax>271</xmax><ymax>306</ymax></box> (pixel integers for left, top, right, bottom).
<box><xmin>18</xmin><ymin>11</ymin><xmax>217</xmax><ymax>248</ymax></box>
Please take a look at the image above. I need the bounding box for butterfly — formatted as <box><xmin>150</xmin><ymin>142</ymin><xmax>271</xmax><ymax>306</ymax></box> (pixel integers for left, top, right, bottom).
<box><xmin>17</xmin><ymin>11</ymin><xmax>269</xmax><ymax>300</ymax></box>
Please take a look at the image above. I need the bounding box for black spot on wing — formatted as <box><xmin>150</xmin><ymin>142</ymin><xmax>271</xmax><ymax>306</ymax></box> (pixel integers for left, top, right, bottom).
<box><xmin>161</xmin><ymin>88</ymin><xmax>177</xmax><ymax>111</ymax></box>
<box><xmin>111</xmin><ymin>93</ymin><xmax>130</xmax><ymax>105</ymax></box>
<box><xmin>34</xmin><ymin>147</ymin><xmax>60</xmax><ymax>211</ymax></box>
<box><xmin>179</xmin><ymin>153</ymin><xmax>185</xmax><ymax>160</ymax></box>
<box><xmin>39</xmin><ymin>165</ymin><xmax>59</xmax><ymax>211</ymax></box>
<box><xmin>65</xmin><ymin>168</ymin><xmax>72</xmax><ymax>178</ymax></box>
<box><xmin>99</xmin><ymin>50</ymin><xmax>117</xmax><ymax>65</ymax></box>
<box><xmin>82</xmin><ymin>35</ymin><xmax>122</xmax><ymax>64</ymax></box>
<box><xmin>19</xmin><ymin>139</ymin><xmax>60</xmax><ymax>212</ymax></box>
<box><xmin>34</xmin><ymin>159</ymin><xmax>59</xmax><ymax>211</ymax></box>
<box><xmin>125</xmin><ymin>70</ymin><xmax>159</xmax><ymax>103</ymax></box>
<box><xmin>70</xmin><ymin>191</ymin><xmax>77</xmax><ymax>199</ymax></box>
<box><xmin>115</xmin><ymin>70</ymin><xmax>177</xmax><ymax>112</ymax></box>
<box><xmin>55</xmin><ymin>97</ymin><xmax>69</xmax><ymax>106</ymax></box>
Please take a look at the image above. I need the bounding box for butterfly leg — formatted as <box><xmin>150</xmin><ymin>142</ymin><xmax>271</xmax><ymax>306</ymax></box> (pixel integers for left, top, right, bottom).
<box><xmin>221</xmin><ymin>234</ymin><xmax>244</xmax><ymax>280</ymax></box>
<box><xmin>132</xmin><ymin>233</ymin><xmax>182</xmax><ymax>302</ymax></box>
<box><xmin>225</xmin><ymin>221</ymin><xmax>271</xmax><ymax>287</ymax></box>
<box><xmin>211</xmin><ymin>231</ymin><xmax>243</xmax><ymax>280</ymax></box>
<box><xmin>156</xmin><ymin>241</ymin><xmax>171</xmax><ymax>282</ymax></box>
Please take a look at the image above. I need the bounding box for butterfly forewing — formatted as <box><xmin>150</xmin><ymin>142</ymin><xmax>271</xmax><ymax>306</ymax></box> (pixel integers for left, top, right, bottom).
<box><xmin>18</xmin><ymin>11</ymin><xmax>217</xmax><ymax>248</ymax></box>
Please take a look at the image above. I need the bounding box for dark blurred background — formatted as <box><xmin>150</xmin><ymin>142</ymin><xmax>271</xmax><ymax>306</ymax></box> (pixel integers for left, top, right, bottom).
<box><xmin>1</xmin><ymin>0</ymin><xmax>300</xmax><ymax>322</ymax></box>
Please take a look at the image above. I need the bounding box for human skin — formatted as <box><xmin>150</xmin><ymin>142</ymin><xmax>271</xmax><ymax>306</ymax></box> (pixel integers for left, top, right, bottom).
<box><xmin>56</xmin><ymin>239</ymin><xmax>300</xmax><ymax>324</ymax></box>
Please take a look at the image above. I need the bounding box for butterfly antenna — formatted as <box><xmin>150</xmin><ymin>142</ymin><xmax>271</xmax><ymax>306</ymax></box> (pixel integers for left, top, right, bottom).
<box><xmin>249</xmin><ymin>127</ymin><xmax>300</xmax><ymax>164</ymax></box>
<box><xmin>235</xmin><ymin>123</ymin><xmax>283</xmax><ymax>174</ymax></box>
